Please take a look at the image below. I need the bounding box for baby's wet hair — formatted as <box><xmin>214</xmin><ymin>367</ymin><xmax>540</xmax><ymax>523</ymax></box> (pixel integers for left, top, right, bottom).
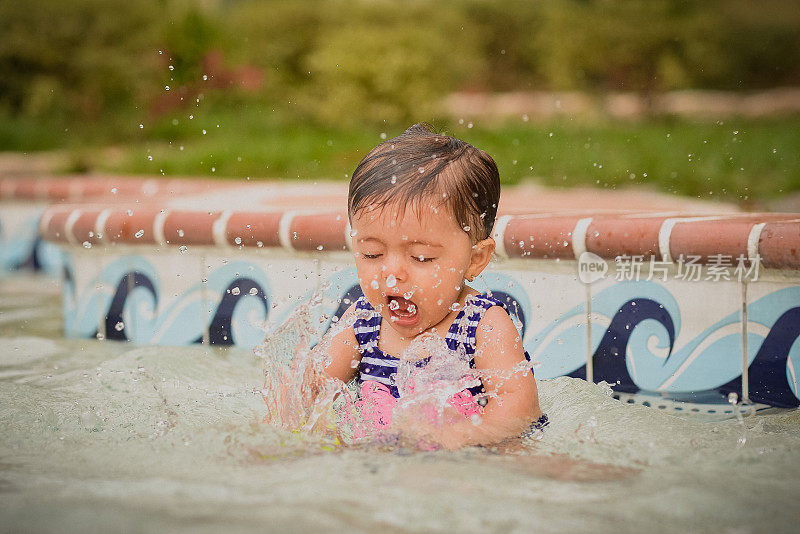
<box><xmin>348</xmin><ymin>123</ymin><xmax>500</xmax><ymax>242</ymax></box>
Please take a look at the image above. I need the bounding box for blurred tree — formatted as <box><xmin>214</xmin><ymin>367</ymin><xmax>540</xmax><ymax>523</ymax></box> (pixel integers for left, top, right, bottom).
<box><xmin>533</xmin><ymin>0</ymin><xmax>693</xmax><ymax>93</ymax></box>
<box><xmin>298</xmin><ymin>1</ymin><xmax>483</xmax><ymax>125</ymax></box>
<box><xmin>0</xmin><ymin>0</ymin><xmax>162</xmax><ymax>121</ymax></box>
<box><xmin>459</xmin><ymin>0</ymin><xmax>545</xmax><ymax>91</ymax></box>
<box><xmin>162</xmin><ymin>4</ymin><xmax>220</xmax><ymax>87</ymax></box>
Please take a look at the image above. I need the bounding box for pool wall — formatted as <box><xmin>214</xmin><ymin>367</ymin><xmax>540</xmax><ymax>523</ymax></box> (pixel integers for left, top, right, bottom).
<box><xmin>0</xmin><ymin>175</ymin><xmax>247</xmax><ymax>273</ymax></box>
<box><xmin>3</xmin><ymin>175</ymin><xmax>800</xmax><ymax>410</ymax></box>
<box><xmin>39</xmin><ymin>200</ymin><xmax>800</xmax><ymax>411</ymax></box>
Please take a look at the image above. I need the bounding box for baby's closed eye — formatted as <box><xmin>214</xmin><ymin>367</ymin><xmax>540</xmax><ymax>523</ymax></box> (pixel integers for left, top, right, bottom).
<box><xmin>412</xmin><ymin>254</ymin><xmax>435</xmax><ymax>263</ymax></box>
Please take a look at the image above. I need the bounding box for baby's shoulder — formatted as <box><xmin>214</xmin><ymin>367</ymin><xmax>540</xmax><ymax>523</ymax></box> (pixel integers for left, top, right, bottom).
<box><xmin>480</xmin><ymin>303</ymin><xmax>517</xmax><ymax>327</ymax></box>
<box><xmin>474</xmin><ymin>302</ymin><xmax>521</xmax><ymax>344</ymax></box>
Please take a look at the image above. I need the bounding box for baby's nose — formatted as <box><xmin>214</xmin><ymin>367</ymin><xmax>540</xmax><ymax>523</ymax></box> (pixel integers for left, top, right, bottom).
<box><xmin>381</xmin><ymin>256</ymin><xmax>407</xmax><ymax>283</ymax></box>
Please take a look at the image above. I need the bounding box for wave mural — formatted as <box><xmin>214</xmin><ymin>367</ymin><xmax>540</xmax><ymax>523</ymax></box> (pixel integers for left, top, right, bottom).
<box><xmin>64</xmin><ymin>256</ymin><xmax>272</xmax><ymax>349</ymax></box>
<box><xmin>58</xmin><ymin>248</ymin><xmax>800</xmax><ymax>408</ymax></box>
<box><xmin>526</xmin><ymin>281</ymin><xmax>800</xmax><ymax>407</ymax></box>
<box><xmin>0</xmin><ymin>213</ymin><xmax>61</xmax><ymax>273</ymax></box>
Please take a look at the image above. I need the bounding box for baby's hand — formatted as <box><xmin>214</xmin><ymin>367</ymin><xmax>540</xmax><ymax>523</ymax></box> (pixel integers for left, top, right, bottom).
<box><xmin>391</xmin><ymin>395</ymin><xmax>467</xmax><ymax>450</ymax></box>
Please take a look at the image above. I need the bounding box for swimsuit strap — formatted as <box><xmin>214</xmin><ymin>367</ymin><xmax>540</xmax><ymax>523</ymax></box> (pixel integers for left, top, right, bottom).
<box><xmin>354</xmin><ymin>296</ymin><xmax>400</xmax><ymax>395</ymax></box>
<box><xmin>444</xmin><ymin>294</ymin><xmax>524</xmax><ymax>399</ymax></box>
<box><xmin>444</xmin><ymin>293</ymin><xmax>507</xmax><ymax>358</ymax></box>
<box><xmin>353</xmin><ymin>296</ymin><xmax>381</xmax><ymax>353</ymax></box>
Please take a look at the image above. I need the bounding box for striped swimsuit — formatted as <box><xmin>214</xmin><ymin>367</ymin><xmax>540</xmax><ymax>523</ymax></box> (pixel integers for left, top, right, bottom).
<box><xmin>353</xmin><ymin>293</ymin><xmax>548</xmax><ymax>434</ymax></box>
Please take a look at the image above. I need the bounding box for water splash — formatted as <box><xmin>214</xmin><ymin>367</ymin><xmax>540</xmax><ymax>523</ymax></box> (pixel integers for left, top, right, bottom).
<box><xmin>255</xmin><ymin>294</ymin><xmax>541</xmax><ymax>449</ymax></box>
<box><xmin>255</xmin><ymin>292</ymin><xmax>362</xmax><ymax>444</ymax></box>
<box><xmin>728</xmin><ymin>392</ymin><xmax>748</xmax><ymax>447</ymax></box>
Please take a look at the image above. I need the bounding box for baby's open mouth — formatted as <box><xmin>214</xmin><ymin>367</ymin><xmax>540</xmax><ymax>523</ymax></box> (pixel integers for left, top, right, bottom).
<box><xmin>387</xmin><ymin>296</ymin><xmax>417</xmax><ymax>319</ymax></box>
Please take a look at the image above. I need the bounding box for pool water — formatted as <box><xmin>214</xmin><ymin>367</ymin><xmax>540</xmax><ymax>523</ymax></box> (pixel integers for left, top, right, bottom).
<box><xmin>1</xmin><ymin>273</ymin><xmax>799</xmax><ymax>533</ymax></box>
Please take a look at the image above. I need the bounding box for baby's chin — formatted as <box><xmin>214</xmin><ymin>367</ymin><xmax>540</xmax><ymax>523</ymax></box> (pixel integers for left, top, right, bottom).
<box><xmin>388</xmin><ymin>311</ymin><xmax>455</xmax><ymax>338</ymax></box>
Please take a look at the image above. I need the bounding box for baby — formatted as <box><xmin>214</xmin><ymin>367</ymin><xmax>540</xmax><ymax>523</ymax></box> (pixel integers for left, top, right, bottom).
<box><xmin>313</xmin><ymin>123</ymin><xmax>545</xmax><ymax>449</ymax></box>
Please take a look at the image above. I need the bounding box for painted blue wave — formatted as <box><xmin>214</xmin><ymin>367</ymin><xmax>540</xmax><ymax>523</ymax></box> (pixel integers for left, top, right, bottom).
<box><xmin>206</xmin><ymin>277</ymin><xmax>270</xmax><ymax>345</ymax></box>
<box><xmin>61</xmin><ymin>255</ymin><xmax>77</xmax><ymax>336</ymax></box>
<box><xmin>528</xmin><ymin>281</ymin><xmax>680</xmax><ymax>381</ymax></box>
<box><xmin>568</xmin><ymin>298</ymin><xmax>675</xmax><ymax>393</ymax></box>
<box><xmin>64</xmin><ymin>255</ymin><xmax>271</xmax><ymax>348</ymax></box>
<box><xmin>105</xmin><ymin>271</ymin><xmax>158</xmax><ymax>341</ymax></box>
<box><xmin>717</xmin><ymin>307</ymin><xmax>800</xmax><ymax>407</ymax></box>
<box><xmin>528</xmin><ymin>280</ymin><xmax>800</xmax><ymax>407</ymax></box>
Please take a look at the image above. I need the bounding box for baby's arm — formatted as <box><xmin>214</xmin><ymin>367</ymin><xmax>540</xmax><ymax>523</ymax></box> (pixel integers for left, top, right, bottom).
<box><xmin>412</xmin><ymin>306</ymin><xmax>541</xmax><ymax>449</ymax></box>
<box><xmin>303</xmin><ymin>303</ymin><xmax>362</xmax><ymax>400</ymax></box>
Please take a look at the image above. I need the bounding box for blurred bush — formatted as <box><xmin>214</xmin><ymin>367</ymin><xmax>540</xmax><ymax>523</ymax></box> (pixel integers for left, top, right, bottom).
<box><xmin>1</xmin><ymin>0</ymin><xmax>798</xmax><ymax>144</ymax></box>
<box><xmin>0</xmin><ymin>0</ymin><xmax>162</xmax><ymax>124</ymax></box>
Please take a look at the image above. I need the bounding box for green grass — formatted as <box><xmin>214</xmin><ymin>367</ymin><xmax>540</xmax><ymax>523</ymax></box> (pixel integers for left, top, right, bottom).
<box><xmin>2</xmin><ymin>102</ymin><xmax>798</xmax><ymax>207</ymax></box>
<box><xmin>460</xmin><ymin>118</ymin><xmax>800</xmax><ymax>205</ymax></box>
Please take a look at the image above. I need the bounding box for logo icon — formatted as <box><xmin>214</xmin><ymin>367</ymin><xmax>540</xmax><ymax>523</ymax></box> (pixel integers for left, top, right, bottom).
<box><xmin>577</xmin><ymin>251</ymin><xmax>608</xmax><ymax>284</ymax></box>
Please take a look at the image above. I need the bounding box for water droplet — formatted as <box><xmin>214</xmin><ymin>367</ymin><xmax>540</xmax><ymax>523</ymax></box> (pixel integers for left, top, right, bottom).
<box><xmin>388</xmin><ymin>299</ymin><xmax>399</xmax><ymax>311</ymax></box>
<box><xmin>179</xmin><ymin>245</ymin><xmax>188</xmax><ymax>254</ymax></box>
<box><xmin>115</xmin><ymin>321</ymin><xmax>124</xmax><ymax>331</ymax></box>
<box><xmin>126</xmin><ymin>210</ymin><xmax>133</xmax><ymax>216</ymax></box>
<box><xmin>390</xmin><ymin>175</ymin><xmax>397</xmax><ymax>184</ymax></box>
<box><xmin>177</xmin><ymin>229</ymin><xmax>184</xmax><ymax>237</ymax></box>
<box><xmin>135</xmin><ymin>230</ymin><xmax>144</xmax><ymax>239</ymax></box>
<box><xmin>83</xmin><ymin>241</ymin><xmax>92</xmax><ymax>249</ymax></box>
<box><xmin>249</xmin><ymin>287</ymin><xmax>258</xmax><ymax>296</ymax></box>
<box><xmin>370</xmin><ymin>279</ymin><xmax>380</xmax><ymax>290</ymax></box>
<box><xmin>463</xmin><ymin>226</ymin><xmax>470</xmax><ymax>232</ymax></box>
<box><xmin>386</xmin><ymin>274</ymin><xmax>397</xmax><ymax>288</ymax></box>
<box><xmin>231</xmin><ymin>287</ymin><xmax>240</xmax><ymax>296</ymax></box>
<box><xmin>234</xmin><ymin>237</ymin><xmax>242</xmax><ymax>245</ymax></box>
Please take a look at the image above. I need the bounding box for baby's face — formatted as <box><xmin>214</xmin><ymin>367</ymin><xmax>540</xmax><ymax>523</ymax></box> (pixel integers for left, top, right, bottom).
<box><xmin>351</xmin><ymin>202</ymin><xmax>475</xmax><ymax>339</ymax></box>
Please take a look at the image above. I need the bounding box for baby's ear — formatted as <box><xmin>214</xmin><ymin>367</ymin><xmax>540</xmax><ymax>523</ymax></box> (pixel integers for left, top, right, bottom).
<box><xmin>466</xmin><ymin>237</ymin><xmax>495</xmax><ymax>280</ymax></box>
